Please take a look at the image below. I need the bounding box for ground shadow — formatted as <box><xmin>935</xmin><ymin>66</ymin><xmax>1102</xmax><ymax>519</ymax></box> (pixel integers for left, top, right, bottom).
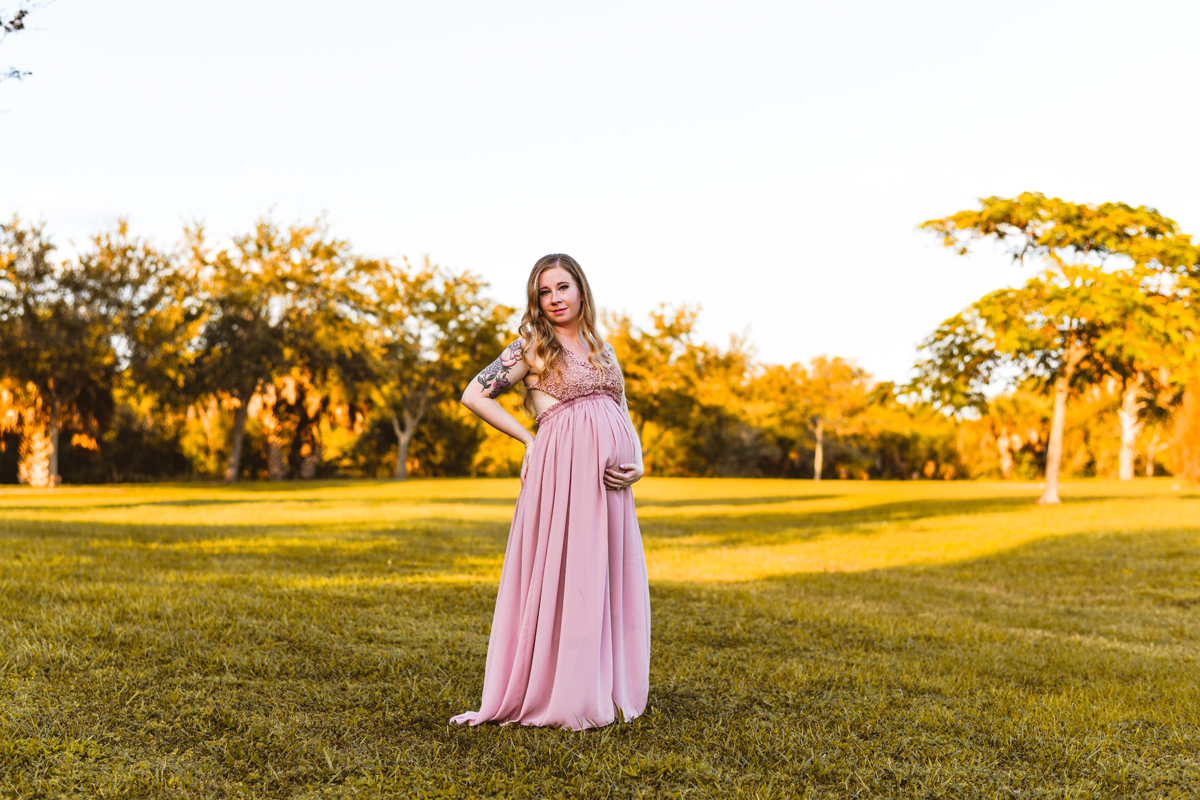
<box><xmin>0</xmin><ymin>514</ymin><xmax>511</xmax><ymax>580</ymax></box>
<box><xmin>640</xmin><ymin>494</ymin><xmax>1101</xmax><ymax>546</ymax></box>
<box><xmin>645</xmin><ymin>522</ymin><xmax>1200</xmax><ymax>673</ymax></box>
<box><xmin>637</xmin><ymin>495</ymin><xmax>838</xmax><ymax>509</ymax></box>
<box><xmin>419</xmin><ymin>495</ymin><xmax>841</xmax><ymax>509</ymax></box>
<box><xmin>3</xmin><ymin>511</ymin><xmax>1196</xmax><ymax>799</ymax></box>
<box><xmin>0</xmin><ymin>497</ymin><xmax>341</xmax><ymax>514</ymax></box>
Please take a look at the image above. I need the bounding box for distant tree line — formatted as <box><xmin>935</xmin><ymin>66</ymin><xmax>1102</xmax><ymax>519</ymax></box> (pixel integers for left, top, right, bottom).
<box><xmin>2</xmin><ymin>196</ymin><xmax>1199</xmax><ymax>489</ymax></box>
<box><xmin>0</xmin><ymin>216</ymin><xmax>509</xmax><ymax>485</ymax></box>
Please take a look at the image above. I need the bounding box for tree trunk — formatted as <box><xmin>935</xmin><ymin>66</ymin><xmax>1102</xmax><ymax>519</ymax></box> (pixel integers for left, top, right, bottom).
<box><xmin>264</xmin><ymin>402</ymin><xmax>287</xmax><ymax>481</ymax></box>
<box><xmin>996</xmin><ymin>426</ymin><xmax>1015</xmax><ymax>480</ymax></box>
<box><xmin>47</xmin><ymin>397</ymin><xmax>61</xmax><ymax>488</ymax></box>
<box><xmin>1145</xmin><ymin>428</ymin><xmax>1161</xmax><ymax>478</ymax></box>
<box><xmin>224</xmin><ymin>398</ymin><xmax>251</xmax><ymax>484</ymax></box>
<box><xmin>1117</xmin><ymin>377</ymin><xmax>1144</xmax><ymax>481</ymax></box>
<box><xmin>299</xmin><ymin>438</ymin><xmax>322</xmax><ymax>479</ymax></box>
<box><xmin>266</xmin><ymin>437</ymin><xmax>286</xmax><ymax>480</ymax></box>
<box><xmin>1176</xmin><ymin>382</ymin><xmax>1200</xmax><ymax>482</ymax></box>
<box><xmin>391</xmin><ymin>413</ymin><xmax>415</xmax><ymax>480</ymax></box>
<box><xmin>296</xmin><ymin>412</ymin><xmax>322</xmax><ymax>480</ymax></box>
<box><xmin>1038</xmin><ymin>374</ymin><xmax>1070</xmax><ymax>505</ymax></box>
<box><xmin>17</xmin><ymin>407</ymin><xmax>52</xmax><ymax>487</ymax></box>
<box><xmin>812</xmin><ymin>417</ymin><xmax>824</xmax><ymax>482</ymax></box>
<box><xmin>390</xmin><ymin>386</ymin><xmax>431</xmax><ymax>481</ymax></box>
<box><xmin>289</xmin><ymin>393</ymin><xmax>325</xmax><ymax>480</ymax></box>
<box><xmin>195</xmin><ymin>396</ymin><xmax>222</xmax><ymax>474</ymax></box>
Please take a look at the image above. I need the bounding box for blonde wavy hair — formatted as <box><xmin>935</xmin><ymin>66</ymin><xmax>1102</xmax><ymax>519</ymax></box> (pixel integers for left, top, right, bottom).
<box><xmin>519</xmin><ymin>254</ymin><xmax>609</xmax><ymax>419</ymax></box>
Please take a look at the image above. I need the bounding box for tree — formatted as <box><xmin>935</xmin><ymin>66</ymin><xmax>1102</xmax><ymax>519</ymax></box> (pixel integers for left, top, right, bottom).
<box><xmin>366</xmin><ymin>257</ymin><xmax>510</xmax><ymax>479</ymax></box>
<box><xmin>1092</xmin><ymin>286</ymin><xmax>1197</xmax><ymax>480</ymax></box>
<box><xmin>607</xmin><ymin>305</ymin><xmax>761</xmax><ymax>476</ymax></box>
<box><xmin>919</xmin><ymin>194</ymin><xmax>1200</xmax><ymax>503</ymax></box>
<box><xmin>85</xmin><ymin>222</ymin><xmax>200</xmax><ymax>400</ymax></box>
<box><xmin>605</xmin><ymin>305</ymin><xmax>703</xmax><ymax>460</ymax></box>
<box><xmin>186</xmin><ymin>218</ymin><xmax>358</xmax><ymax>482</ymax></box>
<box><xmin>258</xmin><ymin>236</ymin><xmax>373</xmax><ymax>481</ymax></box>
<box><xmin>746</xmin><ymin>359</ymin><xmax>872</xmax><ymax>481</ymax></box>
<box><xmin>975</xmin><ymin>389</ymin><xmax>1049</xmax><ymax>480</ymax></box>
<box><xmin>746</xmin><ymin>362</ymin><xmax>809</xmax><ymax>477</ymax></box>
<box><xmin>797</xmin><ymin>357</ymin><xmax>870</xmax><ymax>482</ymax></box>
<box><xmin>912</xmin><ymin>268</ymin><xmax>1109</xmax><ymax>501</ymax></box>
<box><xmin>914</xmin><ymin>266</ymin><xmax>1197</xmax><ymax>495</ymax></box>
<box><xmin>1173</xmin><ymin>376</ymin><xmax>1200</xmax><ymax>481</ymax></box>
<box><xmin>863</xmin><ymin>385</ymin><xmax>968</xmax><ymax>481</ymax></box>
<box><xmin>0</xmin><ymin>220</ymin><xmax>62</xmax><ymax>485</ymax></box>
<box><xmin>0</xmin><ymin>218</ymin><xmax>173</xmax><ymax>486</ymax></box>
<box><xmin>0</xmin><ymin>378</ymin><xmax>48</xmax><ymax>484</ymax></box>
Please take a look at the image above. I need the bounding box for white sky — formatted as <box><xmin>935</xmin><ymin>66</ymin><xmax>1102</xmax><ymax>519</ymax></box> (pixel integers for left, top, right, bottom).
<box><xmin>4</xmin><ymin>0</ymin><xmax>1199</xmax><ymax>382</ymax></box>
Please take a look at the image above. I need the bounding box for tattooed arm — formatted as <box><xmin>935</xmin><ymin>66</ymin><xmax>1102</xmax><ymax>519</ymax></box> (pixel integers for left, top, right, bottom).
<box><xmin>461</xmin><ymin>339</ymin><xmax>535</xmax><ymax>445</ymax></box>
<box><xmin>475</xmin><ymin>339</ymin><xmax>525</xmax><ymax>399</ymax></box>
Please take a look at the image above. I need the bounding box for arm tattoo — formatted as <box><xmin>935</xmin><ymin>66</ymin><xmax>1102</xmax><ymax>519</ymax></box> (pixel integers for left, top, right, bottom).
<box><xmin>476</xmin><ymin>339</ymin><xmax>523</xmax><ymax>399</ymax></box>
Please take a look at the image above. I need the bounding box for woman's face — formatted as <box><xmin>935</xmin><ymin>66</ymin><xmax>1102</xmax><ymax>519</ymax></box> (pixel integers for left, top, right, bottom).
<box><xmin>538</xmin><ymin>267</ymin><xmax>581</xmax><ymax>327</ymax></box>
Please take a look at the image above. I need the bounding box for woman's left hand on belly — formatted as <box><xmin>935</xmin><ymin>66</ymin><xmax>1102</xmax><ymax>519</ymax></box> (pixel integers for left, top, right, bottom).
<box><xmin>603</xmin><ymin>462</ymin><xmax>644</xmax><ymax>491</ymax></box>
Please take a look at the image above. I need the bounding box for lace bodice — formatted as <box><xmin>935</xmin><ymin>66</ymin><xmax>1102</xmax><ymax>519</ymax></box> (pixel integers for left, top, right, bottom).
<box><xmin>530</xmin><ymin>345</ymin><xmax>624</xmax><ymax>409</ymax></box>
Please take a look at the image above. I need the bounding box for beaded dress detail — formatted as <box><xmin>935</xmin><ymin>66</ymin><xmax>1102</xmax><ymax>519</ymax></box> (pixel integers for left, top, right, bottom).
<box><xmin>451</xmin><ymin>339</ymin><xmax>650</xmax><ymax>731</ymax></box>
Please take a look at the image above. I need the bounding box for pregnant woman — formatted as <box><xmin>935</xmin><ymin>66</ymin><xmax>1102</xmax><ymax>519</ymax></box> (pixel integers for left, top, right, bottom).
<box><xmin>451</xmin><ymin>253</ymin><xmax>651</xmax><ymax>731</ymax></box>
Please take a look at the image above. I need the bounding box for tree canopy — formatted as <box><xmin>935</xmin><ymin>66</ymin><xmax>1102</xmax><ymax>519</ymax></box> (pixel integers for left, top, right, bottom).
<box><xmin>367</xmin><ymin>257</ymin><xmax>511</xmax><ymax>479</ymax></box>
<box><xmin>914</xmin><ymin>194</ymin><xmax>1200</xmax><ymax>502</ymax></box>
<box><xmin>2</xmin><ymin>205</ymin><xmax>1198</xmax><ymax>488</ymax></box>
<box><xmin>0</xmin><ymin>218</ymin><xmax>173</xmax><ymax>485</ymax></box>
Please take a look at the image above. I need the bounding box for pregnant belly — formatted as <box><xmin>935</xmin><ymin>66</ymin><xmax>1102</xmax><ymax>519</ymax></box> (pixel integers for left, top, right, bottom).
<box><xmin>596</xmin><ymin>401</ymin><xmax>639</xmax><ymax>470</ymax></box>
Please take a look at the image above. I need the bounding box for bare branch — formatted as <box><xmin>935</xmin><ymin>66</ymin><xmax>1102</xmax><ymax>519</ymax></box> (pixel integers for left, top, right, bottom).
<box><xmin>1</xmin><ymin>2</ymin><xmax>53</xmax><ymax>83</ymax></box>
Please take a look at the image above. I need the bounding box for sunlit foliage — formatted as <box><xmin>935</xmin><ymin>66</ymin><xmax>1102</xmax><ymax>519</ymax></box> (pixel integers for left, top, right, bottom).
<box><xmin>913</xmin><ymin>194</ymin><xmax>1200</xmax><ymax>501</ymax></box>
<box><xmin>2</xmin><ymin>206</ymin><xmax>1198</xmax><ymax>486</ymax></box>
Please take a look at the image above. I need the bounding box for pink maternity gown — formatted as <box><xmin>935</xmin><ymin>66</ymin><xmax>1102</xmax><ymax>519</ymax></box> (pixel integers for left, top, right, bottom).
<box><xmin>451</xmin><ymin>346</ymin><xmax>651</xmax><ymax>731</ymax></box>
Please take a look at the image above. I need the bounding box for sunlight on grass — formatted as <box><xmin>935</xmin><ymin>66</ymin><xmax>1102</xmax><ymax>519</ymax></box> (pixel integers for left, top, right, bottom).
<box><xmin>1</xmin><ymin>478</ymin><xmax>1197</xmax><ymax>797</ymax></box>
<box><xmin>645</xmin><ymin>490</ymin><xmax>1198</xmax><ymax>580</ymax></box>
<box><xmin>3</xmin><ymin>478</ymin><xmax>1190</xmax><ymax>582</ymax></box>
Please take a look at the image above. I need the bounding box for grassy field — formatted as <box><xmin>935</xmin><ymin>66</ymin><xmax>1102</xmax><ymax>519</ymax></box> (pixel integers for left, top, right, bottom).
<box><xmin>1</xmin><ymin>478</ymin><xmax>1198</xmax><ymax>799</ymax></box>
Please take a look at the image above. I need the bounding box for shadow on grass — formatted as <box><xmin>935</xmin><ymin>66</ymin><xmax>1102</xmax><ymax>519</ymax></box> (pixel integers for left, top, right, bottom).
<box><xmin>0</xmin><ymin>497</ymin><xmax>352</xmax><ymax>513</ymax></box>
<box><xmin>3</xmin><ymin>492</ymin><xmax>1126</xmax><ymax>556</ymax></box>
<box><xmin>0</xmin><ymin>515</ymin><xmax>511</xmax><ymax>584</ymax></box>
<box><xmin>647</xmin><ymin>522</ymin><xmax>1200</xmax><ymax>672</ymax></box>
<box><xmin>638</xmin><ymin>495</ymin><xmax>839</xmax><ymax>509</ymax></box>
<box><xmin>418</xmin><ymin>495</ymin><xmax>841</xmax><ymax>509</ymax></box>
<box><xmin>641</xmin><ymin>494</ymin><xmax>1114</xmax><ymax>546</ymax></box>
<box><xmin>2</xmin><ymin>503</ymin><xmax>1198</xmax><ymax>798</ymax></box>
<box><xmin>755</xmin><ymin>522</ymin><xmax>1200</xmax><ymax>591</ymax></box>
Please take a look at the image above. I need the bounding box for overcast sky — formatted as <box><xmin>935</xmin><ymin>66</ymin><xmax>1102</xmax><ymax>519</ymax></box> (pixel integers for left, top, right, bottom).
<box><xmin>4</xmin><ymin>0</ymin><xmax>1199</xmax><ymax>381</ymax></box>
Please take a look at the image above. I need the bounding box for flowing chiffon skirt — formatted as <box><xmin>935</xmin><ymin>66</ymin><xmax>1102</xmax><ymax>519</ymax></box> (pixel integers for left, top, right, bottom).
<box><xmin>451</xmin><ymin>392</ymin><xmax>651</xmax><ymax>731</ymax></box>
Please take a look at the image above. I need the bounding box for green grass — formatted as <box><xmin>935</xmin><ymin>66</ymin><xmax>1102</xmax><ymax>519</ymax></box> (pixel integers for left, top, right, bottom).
<box><xmin>1</xmin><ymin>478</ymin><xmax>1198</xmax><ymax>798</ymax></box>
